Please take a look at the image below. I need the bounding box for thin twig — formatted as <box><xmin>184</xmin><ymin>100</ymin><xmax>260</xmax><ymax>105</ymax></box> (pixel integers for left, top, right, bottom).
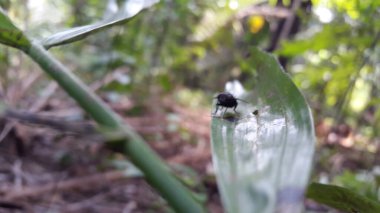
<box><xmin>335</xmin><ymin>31</ymin><xmax>380</xmax><ymax>124</ymax></box>
<box><xmin>11</xmin><ymin>160</ymin><xmax>23</xmax><ymax>192</ymax></box>
<box><xmin>273</xmin><ymin>0</ymin><xmax>302</xmax><ymax>51</ymax></box>
<box><xmin>29</xmin><ymin>82</ymin><xmax>58</xmax><ymax>113</ymax></box>
<box><xmin>63</xmin><ymin>187</ymin><xmax>121</xmax><ymax>212</ymax></box>
<box><xmin>0</xmin><ymin>121</ymin><xmax>14</xmax><ymax>143</ymax></box>
<box><xmin>0</xmin><ymin>79</ymin><xmax>57</xmax><ymax>143</ymax></box>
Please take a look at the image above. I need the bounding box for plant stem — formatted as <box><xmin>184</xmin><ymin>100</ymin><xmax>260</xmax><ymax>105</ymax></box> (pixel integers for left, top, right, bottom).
<box><xmin>335</xmin><ymin>31</ymin><xmax>380</xmax><ymax>124</ymax></box>
<box><xmin>24</xmin><ymin>41</ymin><xmax>204</xmax><ymax>213</ymax></box>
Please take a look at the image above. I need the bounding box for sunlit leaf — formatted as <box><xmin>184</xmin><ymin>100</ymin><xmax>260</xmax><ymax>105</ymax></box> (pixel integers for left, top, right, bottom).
<box><xmin>307</xmin><ymin>183</ymin><xmax>380</xmax><ymax>213</ymax></box>
<box><xmin>41</xmin><ymin>0</ymin><xmax>159</xmax><ymax>49</ymax></box>
<box><xmin>211</xmin><ymin>47</ymin><xmax>315</xmax><ymax>213</ymax></box>
<box><xmin>0</xmin><ymin>8</ymin><xmax>30</xmax><ymax>50</ymax></box>
<box><xmin>277</xmin><ymin>24</ymin><xmax>348</xmax><ymax>56</ymax></box>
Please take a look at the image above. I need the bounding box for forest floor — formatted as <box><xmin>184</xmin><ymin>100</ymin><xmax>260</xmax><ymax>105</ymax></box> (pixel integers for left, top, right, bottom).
<box><xmin>0</xmin><ymin>89</ymin><xmax>378</xmax><ymax>213</ymax></box>
<box><xmin>0</xmin><ymin>91</ymin><xmax>222</xmax><ymax>213</ymax></box>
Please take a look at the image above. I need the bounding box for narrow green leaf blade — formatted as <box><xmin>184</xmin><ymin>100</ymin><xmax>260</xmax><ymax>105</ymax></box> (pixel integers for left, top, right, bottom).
<box><xmin>0</xmin><ymin>8</ymin><xmax>30</xmax><ymax>50</ymax></box>
<box><xmin>41</xmin><ymin>0</ymin><xmax>159</xmax><ymax>49</ymax></box>
<box><xmin>306</xmin><ymin>183</ymin><xmax>380</xmax><ymax>213</ymax></box>
<box><xmin>211</xmin><ymin>48</ymin><xmax>315</xmax><ymax>213</ymax></box>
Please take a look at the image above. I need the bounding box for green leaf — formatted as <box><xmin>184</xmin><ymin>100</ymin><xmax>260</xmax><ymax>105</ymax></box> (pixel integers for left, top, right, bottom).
<box><xmin>211</xmin><ymin>47</ymin><xmax>315</xmax><ymax>213</ymax></box>
<box><xmin>41</xmin><ymin>0</ymin><xmax>159</xmax><ymax>49</ymax></box>
<box><xmin>0</xmin><ymin>8</ymin><xmax>30</xmax><ymax>50</ymax></box>
<box><xmin>277</xmin><ymin>24</ymin><xmax>346</xmax><ymax>56</ymax></box>
<box><xmin>306</xmin><ymin>183</ymin><xmax>380</xmax><ymax>213</ymax></box>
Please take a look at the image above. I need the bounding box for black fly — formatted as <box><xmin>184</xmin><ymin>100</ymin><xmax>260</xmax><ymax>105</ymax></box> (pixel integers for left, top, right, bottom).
<box><xmin>213</xmin><ymin>92</ymin><xmax>247</xmax><ymax>116</ymax></box>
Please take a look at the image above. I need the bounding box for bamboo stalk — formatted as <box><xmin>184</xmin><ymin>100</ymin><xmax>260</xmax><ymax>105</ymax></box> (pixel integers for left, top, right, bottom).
<box><xmin>23</xmin><ymin>41</ymin><xmax>204</xmax><ymax>213</ymax></box>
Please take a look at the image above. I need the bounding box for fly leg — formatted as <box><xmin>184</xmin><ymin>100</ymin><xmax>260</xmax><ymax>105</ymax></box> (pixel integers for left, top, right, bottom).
<box><xmin>213</xmin><ymin>105</ymin><xmax>221</xmax><ymax>115</ymax></box>
<box><xmin>233</xmin><ymin>105</ymin><xmax>237</xmax><ymax>113</ymax></box>
<box><xmin>222</xmin><ymin>107</ymin><xmax>228</xmax><ymax>116</ymax></box>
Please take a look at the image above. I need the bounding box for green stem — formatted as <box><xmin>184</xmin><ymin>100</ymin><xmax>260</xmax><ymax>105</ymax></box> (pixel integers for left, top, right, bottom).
<box><xmin>24</xmin><ymin>42</ymin><xmax>204</xmax><ymax>213</ymax></box>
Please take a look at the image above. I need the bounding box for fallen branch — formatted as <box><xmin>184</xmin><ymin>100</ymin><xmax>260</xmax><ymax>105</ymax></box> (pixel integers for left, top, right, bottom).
<box><xmin>3</xmin><ymin>108</ymin><xmax>96</xmax><ymax>134</ymax></box>
<box><xmin>2</xmin><ymin>107</ymin><xmax>166</xmax><ymax>137</ymax></box>
<box><xmin>0</xmin><ymin>200</ymin><xmax>25</xmax><ymax>210</ymax></box>
<box><xmin>4</xmin><ymin>170</ymin><xmax>130</xmax><ymax>200</ymax></box>
<box><xmin>235</xmin><ymin>5</ymin><xmax>292</xmax><ymax>19</ymax></box>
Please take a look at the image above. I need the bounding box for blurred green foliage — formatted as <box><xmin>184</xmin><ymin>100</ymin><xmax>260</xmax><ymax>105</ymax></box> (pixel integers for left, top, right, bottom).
<box><xmin>307</xmin><ymin>182</ymin><xmax>380</xmax><ymax>213</ymax></box>
<box><xmin>279</xmin><ymin>1</ymin><xmax>380</xmax><ymax>139</ymax></box>
<box><xmin>333</xmin><ymin>170</ymin><xmax>380</xmax><ymax>201</ymax></box>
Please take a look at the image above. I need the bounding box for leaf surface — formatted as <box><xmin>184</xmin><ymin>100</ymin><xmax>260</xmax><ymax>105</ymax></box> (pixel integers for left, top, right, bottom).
<box><xmin>211</xmin><ymin>47</ymin><xmax>315</xmax><ymax>213</ymax></box>
<box><xmin>41</xmin><ymin>0</ymin><xmax>159</xmax><ymax>49</ymax></box>
<box><xmin>307</xmin><ymin>183</ymin><xmax>380</xmax><ymax>213</ymax></box>
<box><xmin>0</xmin><ymin>8</ymin><xmax>30</xmax><ymax>50</ymax></box>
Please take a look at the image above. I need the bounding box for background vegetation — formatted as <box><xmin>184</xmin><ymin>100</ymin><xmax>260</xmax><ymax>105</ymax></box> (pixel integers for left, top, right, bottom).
<box><xmin>0</xmin><ymin>0</ymin><xmax>379</xmax><ymax>212</ymax></box>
